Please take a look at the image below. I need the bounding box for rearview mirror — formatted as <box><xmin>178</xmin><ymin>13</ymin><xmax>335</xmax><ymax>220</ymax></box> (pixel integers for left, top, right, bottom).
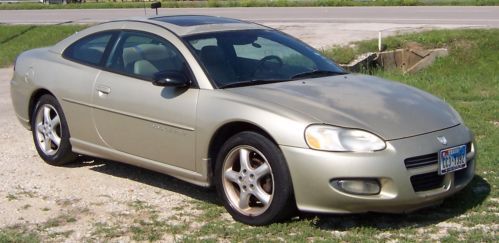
<box><xmin>152</xmin><ymin>72</ymin><xmax>190</xmax><ymax>88</ymax></box>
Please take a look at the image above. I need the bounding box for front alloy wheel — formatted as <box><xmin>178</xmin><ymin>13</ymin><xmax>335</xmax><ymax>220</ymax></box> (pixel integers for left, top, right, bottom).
<box><xmin>222</xmin><ymin>145</ymin><xmax>274</xmax><ymax>217</ymax></box>
<box><xmin>215</xmin><ymin>131</ymin><xmax>295</xmax><ymax>225</ymax></box>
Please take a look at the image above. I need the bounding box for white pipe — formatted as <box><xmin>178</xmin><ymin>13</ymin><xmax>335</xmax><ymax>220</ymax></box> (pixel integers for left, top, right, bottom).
<box><xmin>378</xmin><ymin>31</ymin><xmax>382</xmax><ymax>52</ymax></box>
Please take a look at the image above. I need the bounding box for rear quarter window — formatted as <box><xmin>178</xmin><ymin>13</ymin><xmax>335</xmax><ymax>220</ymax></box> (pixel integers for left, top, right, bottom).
<box><xmin>63</xmin><ymin>32</ymin><xmax>114</xmax><ymax>66</ymax></box>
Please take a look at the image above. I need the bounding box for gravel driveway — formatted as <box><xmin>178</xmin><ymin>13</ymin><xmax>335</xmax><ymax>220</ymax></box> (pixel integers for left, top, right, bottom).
<box><xmin>0</xmin><ymin>68</ymin><xmax>215</xmax><ymax>241</ymax></box>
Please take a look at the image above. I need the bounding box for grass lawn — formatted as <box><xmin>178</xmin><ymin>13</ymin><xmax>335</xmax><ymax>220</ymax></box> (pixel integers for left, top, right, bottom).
<box><xmin>0</xmin><ymin>26</ymin><xmax>497</xmax><ymax>241</ymax></box>
<box><xmin>0</xmin><ymin>0</ymin><xmax>498</xmax><ymax>10</ymax></box>
<box><xmin>0</xmin><ymin>25</ymin><xmax>86</xmax><ymax>67</ymax></box>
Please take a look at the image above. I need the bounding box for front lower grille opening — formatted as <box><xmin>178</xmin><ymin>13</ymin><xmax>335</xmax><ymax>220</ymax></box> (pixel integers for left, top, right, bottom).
<box><xmin>455</xmin><ymin>160</ymin><xmax>472</xmax><ymax>184</ymax></box>
<box><xmin>410</xmin><ymin>172</ymin><xmax>444</xmax><ymax>192</ymax></box>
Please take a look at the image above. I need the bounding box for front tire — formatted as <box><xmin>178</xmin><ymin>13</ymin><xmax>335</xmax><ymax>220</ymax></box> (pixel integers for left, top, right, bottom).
<box><xmin>215</xmin><ymin>131</ymin><xmax>295</xmax><ymax>225</ymax></box>
<box><xmin>31</xmin><ymin>94</ymin><xmax>77</xmax><ymax>165</ymax></box>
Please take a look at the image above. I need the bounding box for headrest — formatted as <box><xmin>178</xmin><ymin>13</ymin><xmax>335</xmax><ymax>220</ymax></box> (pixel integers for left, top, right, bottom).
<box><xmin>136</xmin><ymin>44</ymin><xmax>173</xmax><ymax>61</ymax></box>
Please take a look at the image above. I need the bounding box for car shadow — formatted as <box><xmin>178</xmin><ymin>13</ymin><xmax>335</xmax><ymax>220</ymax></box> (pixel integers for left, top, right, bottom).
<box><xmin>67</xmin><ymin>156</ymin><xmax>490</xmax><ymax>230</ymax></box>
<box><xmin>307</xmin><ymin>175</ymin><xmax>490</xmax><ymax>231</ymax></box>
<box><xmin>67</xmin><ymin>155</ymin><xmax>221</xmax><ymax>206</ymax></box>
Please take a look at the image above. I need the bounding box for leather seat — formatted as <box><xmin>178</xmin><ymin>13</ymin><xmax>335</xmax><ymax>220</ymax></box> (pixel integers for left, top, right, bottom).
<box><xmin>133</xmin><ymin>60</ymin><xmax>159</xmax><ymax>78</ymax></box>
<box><xmin>130</xmin><ymin>44</ymin><xmax>183</xmax><ymax>78</ymax></box>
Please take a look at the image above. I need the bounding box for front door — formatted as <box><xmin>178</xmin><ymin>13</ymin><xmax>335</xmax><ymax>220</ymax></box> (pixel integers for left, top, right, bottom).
<box><xmin>91</xmin><ymin>30</ymin><xmax>198</xmax><ymax>170</ymax></box>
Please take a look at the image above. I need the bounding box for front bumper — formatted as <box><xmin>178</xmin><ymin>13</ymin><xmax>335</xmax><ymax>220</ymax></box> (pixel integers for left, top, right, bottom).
<box><xmin>282</xmin><ymin>124</ymin><xmax>475</xmax><ymax>214</ymax></box>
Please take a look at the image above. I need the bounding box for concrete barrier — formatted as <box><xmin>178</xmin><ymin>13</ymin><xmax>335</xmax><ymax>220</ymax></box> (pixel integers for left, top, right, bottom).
<box><xmin>341</xmin><ymin>43</ymin><xmax>448</xmax><ymax>74</ymax></box>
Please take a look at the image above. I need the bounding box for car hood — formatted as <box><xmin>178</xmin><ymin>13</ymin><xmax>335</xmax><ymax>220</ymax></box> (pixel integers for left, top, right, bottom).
<box><xmin>226</xmin><ymin>74</ymin><xmax>461</xmax><ymax>140</ymax></box>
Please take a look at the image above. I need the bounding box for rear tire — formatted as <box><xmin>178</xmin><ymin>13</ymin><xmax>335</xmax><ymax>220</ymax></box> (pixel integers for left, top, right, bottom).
<box><xmin>215</xmin><ymin>131</ymin><xmax>295</xmax><ymax>225</ymax></box>
<box><xmin>31</xmin><ymin>94</ymin><xmax>77</xmax><ymax>165</ymax></box>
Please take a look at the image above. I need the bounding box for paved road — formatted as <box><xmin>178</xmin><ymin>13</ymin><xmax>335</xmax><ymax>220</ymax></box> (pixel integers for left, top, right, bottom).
<box><xmin>1</xmin><ymin>6</ymin><xmax>497</xmax><ymax>48</ymax></box>
<box><xmin>0</xmin><ymin>6</ymin><xmax>498</xmax><ymax>26</ymax></box>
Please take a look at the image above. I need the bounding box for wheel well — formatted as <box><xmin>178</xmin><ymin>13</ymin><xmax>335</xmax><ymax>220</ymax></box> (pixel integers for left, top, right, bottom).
<box><xmin>208</xmin><ymin>122</ymin><xmax>278</xmax><ymax>174</ymax></box>
<box><xmin>28</xmin><ymin>89</ymin><xmax>53</xmax><ymax>121</ymax></box>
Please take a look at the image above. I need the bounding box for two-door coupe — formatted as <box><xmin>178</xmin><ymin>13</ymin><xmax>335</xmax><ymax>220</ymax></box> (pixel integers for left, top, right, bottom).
<box><xmin>10</xmin><ymin>15</ymin><xmax>476</xmax><ymax>225</ymax></box>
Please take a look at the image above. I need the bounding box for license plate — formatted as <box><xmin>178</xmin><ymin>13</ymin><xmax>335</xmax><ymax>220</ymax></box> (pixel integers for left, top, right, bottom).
<box><xmin>438</xmin><ymin>144</ymin><xmax>467</xmax><ymax>175</ymax></box>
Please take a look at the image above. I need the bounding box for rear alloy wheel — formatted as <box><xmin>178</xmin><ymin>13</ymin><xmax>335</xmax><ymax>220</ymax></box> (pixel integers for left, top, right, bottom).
<box><xmin>31</xmin><ymin>95</ymin><xmax>77</xmax><ymax>165</ymax></box>
<box><xmin>215</xmin><ymin>131</ymin><xmax>295</xmax><ymax>225</ymax></box>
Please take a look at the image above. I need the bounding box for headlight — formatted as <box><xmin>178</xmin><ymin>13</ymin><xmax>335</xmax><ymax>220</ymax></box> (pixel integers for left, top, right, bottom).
<box><xmin>305</xmin><ymin>125</ymin><xmax>386</xmax><ymax>152</ymax></box>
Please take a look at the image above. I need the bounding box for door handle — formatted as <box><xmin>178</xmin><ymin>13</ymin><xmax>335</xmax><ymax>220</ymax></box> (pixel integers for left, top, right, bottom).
<box><xmin>96</xmin><ymin>85</ymin><xmax>111</xmax><ymax>95</ymax></box>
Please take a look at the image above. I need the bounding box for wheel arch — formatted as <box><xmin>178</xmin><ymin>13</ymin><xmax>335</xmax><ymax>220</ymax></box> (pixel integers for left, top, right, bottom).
<box><xmin>208</xmin><ymin>121</ymin><xmax>279</xmax><ymax>175</ymax></box>
<box><xmin>28</xmin><ymin>89</ymin><xmax>55</xmax><ymax>122</ymax></box>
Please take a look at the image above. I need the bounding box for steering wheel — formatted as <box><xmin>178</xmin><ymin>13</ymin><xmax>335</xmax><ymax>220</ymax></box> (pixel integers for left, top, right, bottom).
<box><xmin>253</xmin><ymin>55</ymin><xmax>283</xmax><ymax>76</ymax></box>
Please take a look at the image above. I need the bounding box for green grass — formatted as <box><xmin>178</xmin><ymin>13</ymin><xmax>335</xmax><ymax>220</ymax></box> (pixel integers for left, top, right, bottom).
<box><xmin>0</xmin><ymin>25</ymin><xmax>86</xmax><ymax>68</ymax></box>
<box><xmin>0</xmin><ymin>227</ymin><xmax>39</xmax><ymax>243</ymax></box>
<box><xmin>40</xmin><ymin>214</ymin><xmax>77</xmax><ymax>229</ymax></box>
<box><xmin>0</xmin><ymin>27</ymin><xmax>497</xmax><ymax>241</ymax></box>
<box><xmin>323</xmin><ymin>29</ymin><xmax>499</xmax><ymax>64</ymax></box>
<box><xmin>0</xmin><ymin>0</ymin><xmax>497</xmax><ymax>10</ymax></box>
<box><xmin>92</xmin><ymin>222</ymin><xmax>124</xmax><ymax>239</ymax></box>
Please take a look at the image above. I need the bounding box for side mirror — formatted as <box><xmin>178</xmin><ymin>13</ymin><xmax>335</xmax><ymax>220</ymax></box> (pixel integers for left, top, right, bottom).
<box><xmin>152</xmin><ymin>71</ymin><xmax>190</xmax><ymax>88</ymax></box>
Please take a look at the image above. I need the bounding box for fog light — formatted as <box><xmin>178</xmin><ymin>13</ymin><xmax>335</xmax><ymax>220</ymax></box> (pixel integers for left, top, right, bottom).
<box><xmin>331</xmin><ymin>179</ymin><xmax>380</xmax><ymax>195</ymax></box>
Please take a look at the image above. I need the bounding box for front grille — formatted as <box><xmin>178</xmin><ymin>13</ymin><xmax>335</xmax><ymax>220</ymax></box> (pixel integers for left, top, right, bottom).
<box><xmin>410</xmin><ymin>172</ymin><xmax>444</xmax><ymax>192</ymax></box>
<box><xmin>404</xmin><ymin>153</ymin><xmax>438</xmax><ymax>169</ymax></box>
<box><xmin>404</xmin><ymin>142</ymin><xmax>472</xmax><ymax>170</ymax></box>
<box><xmin>407</xmin><ymin>142</ymin><xmax>473</xmax><ymax>192</ymax></box>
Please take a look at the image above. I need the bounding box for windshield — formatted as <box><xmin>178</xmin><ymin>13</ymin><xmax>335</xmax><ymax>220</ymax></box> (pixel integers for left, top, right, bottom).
<box><xmin>184</xmin><ymin>29</ymin><xmax>346</xmax><ymax>88</ymax></box>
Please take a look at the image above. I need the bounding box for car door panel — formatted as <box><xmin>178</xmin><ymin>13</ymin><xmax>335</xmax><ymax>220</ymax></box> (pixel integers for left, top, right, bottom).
<box><xmin>91</xmin><ymin>29</ymin><xmax>199</xmax><ymax>171</ymax></box>
<box><xmin>92</xmin><ymin>72</ymin><xmax>198</xmax><ymax>170</ymax></box>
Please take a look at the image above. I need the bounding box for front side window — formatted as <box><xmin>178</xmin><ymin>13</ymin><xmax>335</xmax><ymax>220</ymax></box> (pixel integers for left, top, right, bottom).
<box><xmin>184</xmin><ymin>29</ymin><xmax>346</xmax><ymax>88</ymax></box>
<box><xmin>106</xmin><ymin>31</ymin><xmax>188</xmax><ymax>80</ymax></box>
<box><xmin>63</xmin><ymin>32</ymin><xmax>114</xmax><ymax>66</ymax></box>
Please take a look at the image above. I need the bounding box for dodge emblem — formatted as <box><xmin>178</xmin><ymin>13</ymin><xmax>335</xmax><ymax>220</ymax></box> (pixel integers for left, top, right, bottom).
<box><xmin>437</xmin><ymin>136</ymin><xmax>448</xmax><ymax>145</ymax></box>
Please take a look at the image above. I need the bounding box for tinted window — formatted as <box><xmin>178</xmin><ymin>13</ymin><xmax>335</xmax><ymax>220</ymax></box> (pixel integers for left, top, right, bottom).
<box><xmin>106</xmin><ymin>31</ymin><xmax>188</xmax><ymax>80</ymax></box>
<box><xmin>233</xmin><ymin>37</ymin><xmax>316</xmax><ymax>70</ymax></box>
<box><xmin>64</xmin><ymin>32</ymin><xmax>113</xmax><ymax>66</ymax></box>
<box><xmin>185</xmin><ymin>30</ymin><xmax>345</xmax><ymax>87</ymax></box>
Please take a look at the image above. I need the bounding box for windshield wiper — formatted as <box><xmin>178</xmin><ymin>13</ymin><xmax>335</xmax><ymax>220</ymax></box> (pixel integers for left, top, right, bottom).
<box><xmin>218</xmin><ymin>79</ymin><xmax>290</xmax><ymax>89</ymax></box>
<box><xmin>291</xmin><ymin>70</ymin><xmax>347</xmax><ymax>80</ymax></box>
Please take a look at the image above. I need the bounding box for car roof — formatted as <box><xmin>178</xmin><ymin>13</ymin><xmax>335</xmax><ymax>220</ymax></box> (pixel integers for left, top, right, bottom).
<box><xmin>124</xmin><ymin>15</ymin><xmax>270</xmax><ymax>36</ymax></box>
<box><xmin>50</xmin><ymin>15</ymin><xmax>271</xmax><ymax>55</ymax></box>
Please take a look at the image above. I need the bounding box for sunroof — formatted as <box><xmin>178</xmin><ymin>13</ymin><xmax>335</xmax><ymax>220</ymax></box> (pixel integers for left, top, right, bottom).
<box><xmin>151</xmin><ymin>15</ymin><xmax>243</xmax><ymax>27</ymax></box>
